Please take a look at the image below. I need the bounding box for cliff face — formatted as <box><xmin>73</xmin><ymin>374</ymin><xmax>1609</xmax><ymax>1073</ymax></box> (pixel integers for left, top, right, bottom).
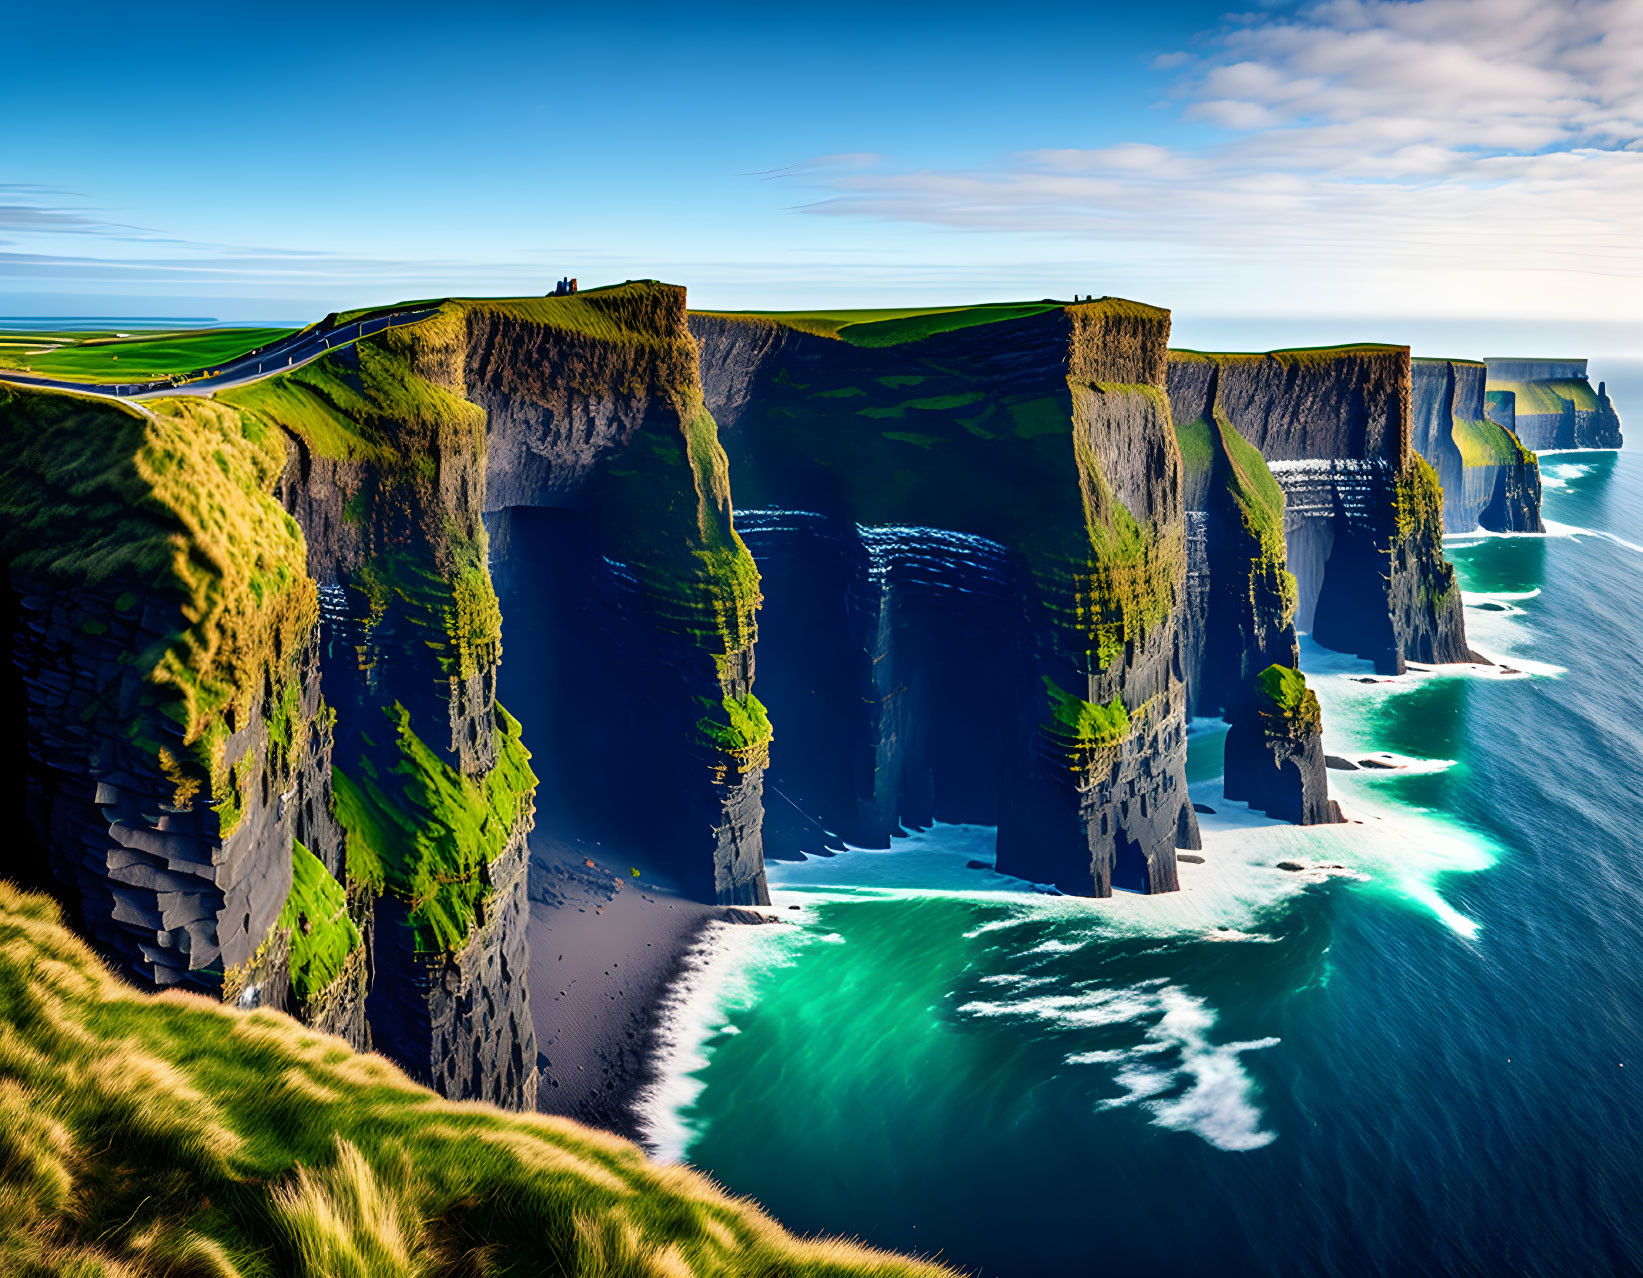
<box><xmin>1167</xmin><ymin>348</ymin><xmax>1472</xmax><ymax>674</ymax></box>
<box><xmin>0</xmin><ymin>283</ymin><xmax>766</xmax><ymax>1107</ymax></box>
<box><xmin>1168</xmin><ymin>370</ymin><xmax>1337</xmax><ymax>824</ymax></box>
<box><xmin>1484</xmin><ymin>358</ymin><xmax>1624</xmax><ymax>450</ymax></box>
<box><xmin>694</xmin><ymin>301</ymin><xmax>1196</xmax><ymax>896</ymax></box>
<box><xmin>0</xmin><ymin>386</ymin><xmax>370</xmax><ymax>1048</ymax></box>
<box><xmin>1411</xmin><ymin>358</ymin><xmax>1543</xmax><ymax>533</ymax></box>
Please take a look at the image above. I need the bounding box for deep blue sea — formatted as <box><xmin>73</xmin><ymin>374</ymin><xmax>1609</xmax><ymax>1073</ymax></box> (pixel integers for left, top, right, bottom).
<box><xmin>643</xmin><ymin>359</ymin><xmax>1643</xmax><ymax>1277</ymax></box>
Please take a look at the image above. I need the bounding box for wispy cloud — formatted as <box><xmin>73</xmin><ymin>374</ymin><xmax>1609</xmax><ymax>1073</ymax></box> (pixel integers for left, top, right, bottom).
<box><xmin>787</xmin><ymin>0</ymin><xmax>1643</xmax><ymax>317</ymax></box>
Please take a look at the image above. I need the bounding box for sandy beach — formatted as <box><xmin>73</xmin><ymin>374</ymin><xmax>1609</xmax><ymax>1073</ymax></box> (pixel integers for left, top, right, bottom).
<box><xmin>526</xmin><ymin>836</ymin><xmax>773</xmax><ymax>1143</ymax></box>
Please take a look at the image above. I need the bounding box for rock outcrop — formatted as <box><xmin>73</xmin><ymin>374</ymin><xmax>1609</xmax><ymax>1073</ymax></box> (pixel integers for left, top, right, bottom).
<box><xmin>1224</xmin><ymin>665</ymin><xmax>1341</xmax><ymax>824</ymax></box>
<box><xmin>1484</xmin><ymin>358</ymin><xmax>1623</xmax><ymax>450</ymax></box>
<box><xmin>1411</xmin><ymin>358</ymin><xmax>1543</xmax><ymax>533</ymax></box>
<box><xmin>1167</xmin><ymin>347</ymin><xmax>1472</xmax><ymax>675</ymax></box>
<box><xmin>694</xmin><ymin>300</ymin><xmax>1197</xmax><ymax>896</ymax></box>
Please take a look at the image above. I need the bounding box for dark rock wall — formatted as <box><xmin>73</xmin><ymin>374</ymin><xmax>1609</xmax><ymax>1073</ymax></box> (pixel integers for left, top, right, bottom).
<box><xmin>1168</xmin><ymin>349</ymin><xmax>1472</xmax><ymax>674</ymax></box>
<box><xmin>1223</xmin><ymin>674</ymin><xmax>1341</xmax><ymax>825</ymax></box>
<box><xmin>1169</xmin><ymin>368</ymin><xmax>1299</xmax><ymax>722</ymax></box>
<box><xmin>1</xmin><ymin>573</ymin><xmax>344</xmax><ymax>1008</ymax></box>
<box><xmin>695</xmin><ymin>304</ymin><xmax>1196</xmax><ymax>897</ymax></box>
<box><xmin>366</xmin><ymin>835</ymin><xmax>535</xmax><ymax>1108</ymax></box>
<box><xmin>465</xmin><ymin>298</ymin><xmax>769</xmax><ymax>908</ymax></box>
<box><xmin>1411</xmin><ymin>359</ymin><xmax>1543</xmax><ymax>533</ymax></box>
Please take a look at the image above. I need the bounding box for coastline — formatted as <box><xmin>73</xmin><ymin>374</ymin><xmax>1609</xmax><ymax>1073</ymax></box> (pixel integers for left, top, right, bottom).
<box><xmin>525</xmin><ymin>836</ymin><xmax>779</xmax><ymax>1144</ymax></box>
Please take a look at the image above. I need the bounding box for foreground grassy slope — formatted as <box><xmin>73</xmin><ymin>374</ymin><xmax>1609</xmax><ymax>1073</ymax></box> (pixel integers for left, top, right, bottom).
<box><xmin>0</xmin><ymin>881</ymin><xmax>953</xmax><ymax>1278</ymax></box>
<box><xmin>0</xmin><ymin>327</ymin><xmax>293</xmax><ymax>382</ymax></box>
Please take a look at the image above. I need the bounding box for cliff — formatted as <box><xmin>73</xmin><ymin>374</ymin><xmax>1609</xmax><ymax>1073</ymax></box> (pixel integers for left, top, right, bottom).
<box><xmin>1484</xmin><ymin>358</ymin><xmax>1624</xmax><ymax>450</ymax></box>
<box><xmin>1168</xmin><ymin>371</ymin><xmax>1337</xmax><ymax>823</ymax></box>
<box><xmin>1167</xmin><ymin>347</ymin><xmax>1473</xmax><ymax>675</ymax></box>
<box><xmin>693</xmin><ymin>300</ymin><xmax>1197</xmax><ymax>896</ymax></box>
<box><xmin>0</xmin><ymin>283</ymin><xmax>767</xmax><ymax>1106</ymax></box>
<box><xmin>1223</xmin><ymin>665</ymin><xmax>1341</xmax><ymax>824</ymax></box>
<box><xmin>1410</xmin><ymin>358</ymin><xmax>1543</xmax><ymax>533</ymax></box>
<box><xmin>0</xmin><ymin>880</ymin><xmax>952</xmax><ymax>1277</ymax></box>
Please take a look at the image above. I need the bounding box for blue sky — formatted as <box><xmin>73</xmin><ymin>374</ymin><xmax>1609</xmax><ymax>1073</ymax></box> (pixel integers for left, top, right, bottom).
<box><xmin>5</xmin><ymin>0</ymin><xmax>1642</xmax><ymax>354</ymax></box>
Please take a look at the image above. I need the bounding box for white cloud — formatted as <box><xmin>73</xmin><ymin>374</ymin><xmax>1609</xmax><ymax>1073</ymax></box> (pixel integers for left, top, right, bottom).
<box><xmin>791</xmin><ymin>0</ymin><xmax>1643</xmax><ymax>320</ymax></box>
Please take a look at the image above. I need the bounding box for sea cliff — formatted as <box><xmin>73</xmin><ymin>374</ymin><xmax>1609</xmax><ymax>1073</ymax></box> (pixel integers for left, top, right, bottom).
<box><xmin>1485</xmin><ymin>358</ymin><xmax>1624</xmax><ymax>450</ymax></box>
<box><xmin>1411</xmin><ymin>358</ymin><xmax>1543</xmax><ymax>533</ymax></box>
<box><xmin>0</xmin><ymin>283</ymin><xmax>765</xmax><ymax>1104</ymax></box>
<box><xmin>694</xmin><ymin>301</ymin><xmax>1198</xmax><ymax>896</ymax></box>
<box><xmin>1167</xmin><ymin>346</ymin><xmax>1473</xmax><ymax>675</ymax></box>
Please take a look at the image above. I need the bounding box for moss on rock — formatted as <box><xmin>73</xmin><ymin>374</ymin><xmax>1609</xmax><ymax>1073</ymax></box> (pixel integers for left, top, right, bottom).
<box><xmin>332</xmin><ymin>702</ymin><xmax>536</xmax><ymax>954</ymax></box>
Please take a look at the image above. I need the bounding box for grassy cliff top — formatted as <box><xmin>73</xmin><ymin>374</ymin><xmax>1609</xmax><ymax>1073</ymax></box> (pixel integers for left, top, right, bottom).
<box><xmin>694</xmin><ymin>300</ymin><xmax>1066</xmax><ymax>346</ymax></box>
<box><xmin>1255</xmin><ymin>663</ymin><xmax>1321</xmax><ymax>733</ymax></box>
<box><xmin>1412</xmin><ymin>356</ymin><xmax>1487</xmax><ymax>368</ymax></box>
<box><xmin>1488</xmin><ymin>376</ymin><xmax>1601</xmax><ymax>415</ymax></box>
<box><xmin>0</xmin><ymin>326</ymin><xmax>294</xmax><ymax>382</ymax></box>
<box><xmin>0</xmin><ymin>880</ymin><xmax>952</xmax><ymax>1277</ymax></box>
<box><xmin>697</xmin><ymin>297</ymin><xmax>1170</xmax><ymax>349</ymax></box>
<box><xmin>1171</xmin><ymin>343</ymin><xmax>1406</xmax><ymax>365</ymax></box>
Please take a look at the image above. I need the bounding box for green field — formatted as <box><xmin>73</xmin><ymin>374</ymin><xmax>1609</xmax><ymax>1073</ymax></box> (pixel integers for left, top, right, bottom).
<box><xmin>698</xmin><ymin>301</ymin><xmax>1065</xmax><ymax>346</ymax></box>
<box><xmin>0</xmin><ymin>326</ymin><xmax>294</xmax><ymax>382</ymax></box>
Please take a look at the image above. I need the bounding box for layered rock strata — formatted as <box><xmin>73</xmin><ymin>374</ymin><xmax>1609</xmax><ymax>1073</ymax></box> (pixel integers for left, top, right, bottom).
<box><xmin>1411</xmin><ymin>358</ymin><xmax>1542</xmax><ymax>533</ymax></box>
<box><xmin>1484</xmin><ymin>359</ymin><xmax>1623</xmax><ymax>450</ymax></box>
<box><xmin>694</xmin><ymin>300</ymin><xmax>1197</xmax><ymax>896</ymax></box>
<box><xmin>1167</xmin><ymin>347</ymin><xmax>1472</xmax><ymax>675</ymax></box>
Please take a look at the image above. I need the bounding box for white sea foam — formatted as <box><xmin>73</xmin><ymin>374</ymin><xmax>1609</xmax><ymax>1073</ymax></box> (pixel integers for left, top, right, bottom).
<box><xmin>1053</xmin><ymin>985</ymin><xmax>1282</xmax><ymax>1151</ymax></box>
<box><xmin>635</xmin><ymin>919</ymin><xmax>808</xmax><ymax>1162</ymax></box>
<box><xmin>1018</xmin><ymin>938</ymin><xmax>1088</xmax><ymax>955</ymax></box>
<box><xmin>1341</xmin><ymin>751</ymin><xmax>1458</xmax><ymax>777</ymax></box>
<box><xmin>1539</xmin><ymin>461</ymin><xmax>1595</xmax><ymax>491</ymax></box>
<box><xmin>1543</xmin><ymin>519</ymin><xmax>1643</xmax><ymax>557</ymax></box>
<box><xmin>958</xmin><ymin>985</ymin><xmax>1161</xmax><ymax>1030</ymax></box>
<box><xmin>642</xmin><ymin>617</ymin><xmax>1516</xmax><ymax>1163</ymax></box>
<box><xmin>1144</xmin><ymin>991</ymin><xmax>1282</xmax><ymax>1152</ymax></box>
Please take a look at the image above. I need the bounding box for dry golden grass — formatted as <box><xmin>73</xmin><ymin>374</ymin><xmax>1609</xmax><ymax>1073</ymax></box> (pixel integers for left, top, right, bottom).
<box><xmin>0</xmin><ymin>882</ymin><xmax>959</xmax><ymax>1278</ymax></box>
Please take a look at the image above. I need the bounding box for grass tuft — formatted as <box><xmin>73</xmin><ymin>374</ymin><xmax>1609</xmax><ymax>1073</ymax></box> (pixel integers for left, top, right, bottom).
<box><xmin>0</xmin><ymin>880</ymin><xmax>956</xmax><ymax>1277</ymax></box>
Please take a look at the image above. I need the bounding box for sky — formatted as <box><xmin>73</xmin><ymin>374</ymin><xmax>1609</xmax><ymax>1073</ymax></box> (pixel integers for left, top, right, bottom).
<box><xmin>5</xmin><ymin>0</ymin><xmax>1643</xmax><ymax>354</ymax></box>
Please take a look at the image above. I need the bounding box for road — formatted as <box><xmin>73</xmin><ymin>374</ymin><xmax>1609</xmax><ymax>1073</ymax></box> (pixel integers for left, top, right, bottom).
<box><xmin>0</xmin><ymin>305</ymin><xmax>440</xmax><ymax>402</ymax></box>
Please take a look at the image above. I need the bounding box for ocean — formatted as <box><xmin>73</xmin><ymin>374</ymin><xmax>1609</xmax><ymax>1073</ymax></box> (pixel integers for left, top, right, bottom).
<box><xmin>642</xmin><ymin>359</ymin><xmax>1643</xmax><ymax>1276</ymax></box>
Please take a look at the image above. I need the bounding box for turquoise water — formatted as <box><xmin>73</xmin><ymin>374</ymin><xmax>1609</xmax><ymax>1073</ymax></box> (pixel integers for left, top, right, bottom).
<box><xmin>649</xmin><ymin>435</ymin><xmax>1643</xmax><ymax>1275</ymax></box>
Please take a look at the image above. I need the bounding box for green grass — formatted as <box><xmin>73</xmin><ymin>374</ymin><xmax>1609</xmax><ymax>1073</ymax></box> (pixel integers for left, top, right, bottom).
<box><xmin>0</xmin><ymin>327</ymin><xmax>293</xmax><ymax>382</ymax></box>
<box><xmin>1041</xmin><ymin>676</ymin><xmax>1131</xmax><ymax>763</ymax></box>
<box><xmin>1452</xmin><ymin>415</ymin><xmax>1533</xmax><ymax>469</ymax></box>
<box><xmin>1171</xmin><ymin>343</ymin><xmax>1404</xmax><ymax>365</ymax></box>
<box><xmin>0</xmin><ymin>384</ymin><xmax>318</xmax><ymax>830</ymax></box>
<box><xmin>696</xmin><ymin>693</ymin><xmax>774</xmax><ymax>756</ymax></box>
<box><xmin>694</xmin><ymin>301</ymin><xmax>1063</xmax><ymax>346</ymax></box>
<box><xmin>0</xmin><ymin>880</ymin><xmax>955</xmax><ymax>1278</ymax></box>
<box><xmin>1175</xmin><ymin>416</ymin><xmax>1214</xmax><ymax>484</ymax></box>
<box><xmin>332</xmin><ymin>704</ymin><xmax>536</xmax><ymax>954</ymax></box>
<box><xmin>1253</xmin><ymin>663</ymin><xmax>1321</xmax><ymax>733</ymax></box>
<box><xmin>1487</xmin><ymin>377</ymin><xmax>1600</xmax><ymax>416</ymax></box>
<box><xmin>278</xmin><ymin>842</ymin><xmax>363</xmax><ymax>1003</ymax></box>
<box><xmin>1212</xmin><ymin>411</ymin><xmax>1287</xmax><ymax>554</ymax></box>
